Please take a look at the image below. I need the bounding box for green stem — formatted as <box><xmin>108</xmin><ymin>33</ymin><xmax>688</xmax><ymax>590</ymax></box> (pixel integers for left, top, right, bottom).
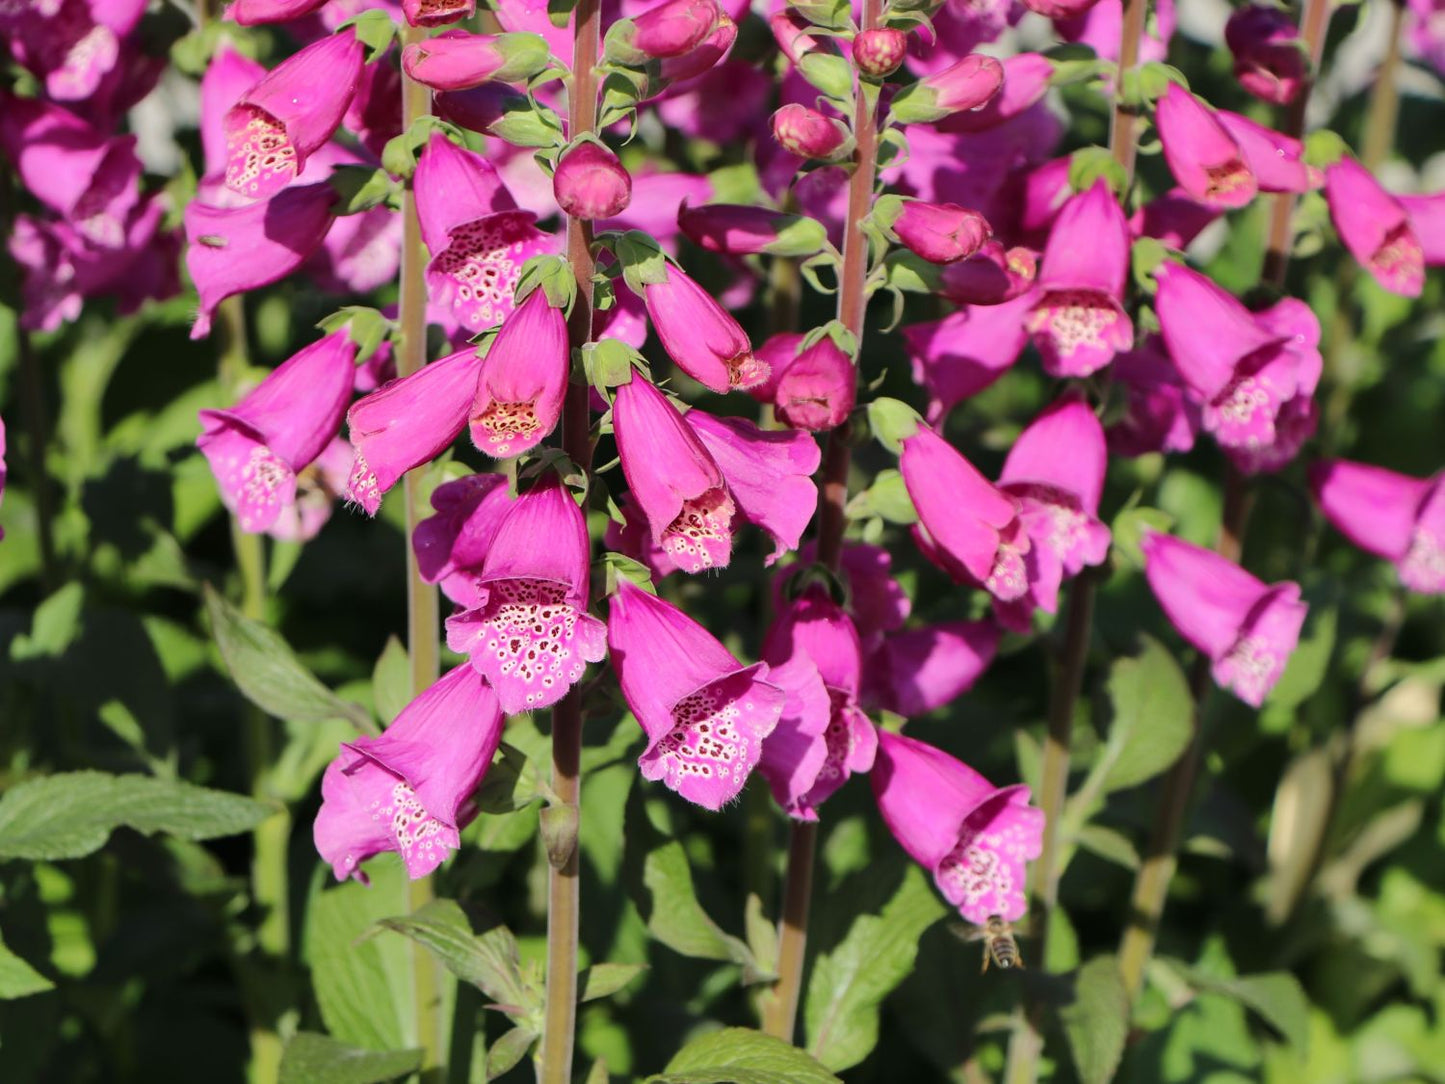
<box><xmin>397</xmin><ymin>25</ymin><xmax>446</xmax><ymax>1077</ymax></box>
<box><xmin>538</xmin><ymin>1</ymin><xmax>600</xmax><ymax>1079</ymax></box>
<box><xmin>13</xmin><ymin>323</ymin><xmax>58</xmax><ymax>587</ymax></box>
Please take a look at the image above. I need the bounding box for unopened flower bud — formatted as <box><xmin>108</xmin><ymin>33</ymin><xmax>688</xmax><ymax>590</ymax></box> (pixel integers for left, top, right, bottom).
<box><xmin>1225</xmin><ymin>5</ymin><xmax>1308</xmax><ymax>105</ymax></box>
<box><xmin>893</xmin><ymin>201</ymin><xmax>991</xmax><ymax>264</ymax></box>
<box><xmin>402</xmin><ymin>30</ymin><xmax>551</xmax><ymax>92</ymax></box>
<box><xmin>771</xmin><ymin>103</ymin><xmax>850</xmax><ymax>161</ymax></box>
<box><xmin>678</xmin><ymin>203</ymin><xmax>828</xmax><ymax>257</ymax></box>
<box><xmin>852</xmin><ymin>28</ymin><xmax>907</xmax><ymax>78</ymax></box>
<box><xmin>770</xmin><ymin>10</ymin><xmax>823</xmax><ymax>65</ymax></box>
<box><xmin>889</xmin><ymin>53</ymin><xmax>1004</xmax><ymax>124</ymax></box>
<box><xmin>608</xmin><ymin>0</ymin><xmax>719</xmax><ymax>64</ymax></box>
<box><xmin>554</xmin><ymin>140</ymin><xmax>632</xmax><ymax>221</ymax></box>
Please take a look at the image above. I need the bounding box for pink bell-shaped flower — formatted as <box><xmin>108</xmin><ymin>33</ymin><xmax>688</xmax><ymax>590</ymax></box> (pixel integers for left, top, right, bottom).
<box><xmin>759</xmin><ymin>591</ymin><xmax>877</xmax><ymax>819</ymax></box>
<box><xmin>937</xmin><ymin>243</ymin><xmax>1039</xmax><ymax>306</ymax></box>
<box><xmin>993</xmin><ymin>394</ymin><xmax>1112</xmax><ymax>630</ymax></box>
<box><xmin>1325</xmin><ymin>158</ymin><xmax>1425</xmax><ymax>297</ymax></box>
<box><xmin>1215</xmin><ymin>112</ymin><xmax>1317</xmax><ymax>195</ymax></box>
<box><xmin>413</xmin><ymin>473</ymin><xmax>514</xmax><ymax>606</ymax></box>
<box><xmin>750</xmin><ymin>332</ymin><xmax>856</xmax><ymax>431</ymax></box>
<box><xmin>1106</xmin><ymin>338</ymin><xmax>1201</xmax><ymax>457</ymax></box>
<box><xmin>345</xmin><ymin>347</ymin><xmax>484</xmax><ymax>515</ymax></box>
<box><xmin>197</xmin><ymin>330</ymin><xmax>356</xmax><ymax>534</ymax></box>
<box><xmin>862</xmin><ymin>620</ymin><xmax>1001</xmax><ymax>717</ymax></box>
<box><xmin>1225</xmin><ymin>5</ymin><xmax>1307</xmax><ymax>105</ymax></box>
<box><xmin>446</xmin><ymin>475</ymin><xmax>607</xmax><ymax>713</ymax></box>
<box><xmin>185</xmin><ymin>183</ymin><xmax>338</xmax><ymax>340</ymax></box>
<box><xmin>1023</xmin><ymin>181</ymin><xmax>1133</xmax><ymax>377</ymax></box>
<box><xmin>607</xmin><ymin>579</ymin><xmax>786</xmax><ymax>810</ymax></box>
<box><xmin>1310</xmin><ymin>459</ymin><xmax>1445</xmax><ymax>594</ymax></box>
<box><xmin>900</xmin><ymin>426</ymin><xmax>1030</xmax><ymax>604</ymax></box>
<box><xmin>905</xmin><ymin>293</ymin><xmax>1034</xmax><ymax>422</ymax></box>
<box><xmin>223</xmin><ymin>29</ymin><xmax>364</xmax><ymax>200</ymax></box>
<box><xmin>1400</xmin><ymin>193</ymin><xmax>1445</xmax><ymax>265</ymax></box>
<box><xmin>634</xmin><ymin>263</ymin><xmax>766</xmax><ymax>393</ymax></box>
<box><xmin>1140</xmin><ymin>532</ymin><xmax>1307</xmax><ymax>707</ymax></box>
<box><xmin>683</xmin><ymin>411</ymin><xmax>820</xmax><ymax>565</ymax></box>
<box><xmin>613</xmin><ymin>377</ymin><xmax>736</xmax><ymax>573</ymax></box>
<box><xmin>314</xmin><ymin>664</ymin><xmax>505</xmax><ymax>881</ymax></box>
<box><xmin>872</xmin><ymin>730</ymin><xmax>1043</xmax><ymax>924</ymax></box>
<box><xmin>1155</xmin><ymin>83</ymin><xmax>1258</xmax><ymax>210</ymax></box>
<box><xmin>470</xmin><ymin>287</ymin><xmax>570</xmax><ymax>458</ymax></box>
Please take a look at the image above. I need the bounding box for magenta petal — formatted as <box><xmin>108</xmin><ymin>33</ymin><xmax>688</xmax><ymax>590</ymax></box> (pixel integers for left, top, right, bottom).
<box><xmin>1401</xmin><ymin>481</ymin><xmax>1445</xmax><ymax>594</ymax></box>
<box><xmin>470</xmin><ymin>288</ymin><xmax>569</xmax><ymax>458</ymax></box>
<box><xmin>901</xmin><ymin>427</ymin><xmax>1020</xmax><ymax>585</ymax></box>
<box><xmin>1211</xmin><ymin>583</ymin><xmax>1307</xmax><ymax>707</ymax></box>
<box><xmin>1310</xmin><ymin>458</ymin><xmax>1432</xmax><ymax>560</ymax></box>
<box><xmin>1154</xmin><ymin>262</ymin><xmax>1282</xmax><ymax>400</ymax></box>
<box><xmin>904</xmin><ymin>293</ymin><xmax>1033</xmax><ymax>422</ymax></box>
<box><xmin>1141</xmin><ymin>532</ymin><xmax>1275</xmax><ymax>660</ymax></box>
<box><xmin>1215</xmin><ymin>111</ymin><xmax>1315</xmax><ymax>194</ymax></box>
<box><xmin>196</xmin><ymin>418</ymin><xmax>298</xmax><ymax>533</ymax></box>
<box><xmin>426</xmin><ymin>209</ymin><xmax>553</xmax><ymax>334</ymax></box>
<box><xmin>641</xmin><ymin>265</ymin><xmax>762</xmax><ymax>392</ymax></box>
<box><xmin>1156</xmin><ymin>84</ymin><xmax>1256</xmax><ymax>209</ymax></box>
<box><xmin>1400</xmin><ymin>194</ymin><xmax>1445</xmax><ymax>265</ymax></box>
<box><xmin>763</xmin><ymin>591</ymin><xmax>863</xmax><ymax>698</ymax></box>
<box><xmin>999</xmin><ymin>394</ymin><xmax>1107</xmax><ymax>515</ymax></box>
<box><xmin>871</xmin><ymin>729</ymin><xmax>997</xmax><ymax>866</ymax></box>
<box><xmin>1325</xmin><ymin>158</ymin><xmax>1424</xmax><ymax>297</ymax></box>
<box><xmin>757</xmin><ymin>653</ymin><xmax>832</xmax><ymax>820</ymax></box>
<box><xmin>934</xmin><ymin>784</ymin><xmax>1043</xmax><ymax>924</ymax></box>
<box><xmin>684</xmin><ymin>412</ymin><xmax>819</xmax><ymax>565</ymax></box>
<box><xmin>413</xmin><ymin>132</ymin><xmax>517</xmax><ymax>256</ymax></box>
<box><xmin>866</xmin><ymin>620</ymin><xmax>1000</xmax><ymax>716</ymax></box>
<box><xmin>1035</xmin><ymin>180</ymin><xmax>1130</xmax><ymax>297</ymax></box>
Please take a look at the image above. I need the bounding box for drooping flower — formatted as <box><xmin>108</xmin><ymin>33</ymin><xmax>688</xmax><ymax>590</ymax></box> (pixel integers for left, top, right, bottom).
<box><xmin>872</xmin><ymin>730</ymin><xmax>1043</xmax><ymax>924</ymax></box>
<box><xmin>632</xmin><ymin>263</ymin><xmax>766</xmax><ymax>393</ymax></box>
<box><xmin>893</xmin><ymin>200</ymin><xmax>992</xmax><ymax>264</ymax></box>
<box><xmin>314</xmin><ymin>664</ymin><xmax>505</xmax><ymax>882</ymax></box>
<box><xmin>937</xmin><ymin>243</ymin><xmax>1038</xmax><ymax>306</ymax></box>
<box><xmin>900</xmin><ymin>426</ymin><xmax>1029</xmax><ymax>603</ymax></box>
<box><xmin>991</xmin><ymin>395</ymin><xmax>1112</xmax><ymax>630</ymax></box>
<box><xmin>1225</xmin><ymin>4</ymin><xmax>1307</xmax><ymax>105</ymax></box>
<box><xmin>750</xmin><ymin>332</ymin><xmax>856</xmax><ymax>431</ymax></box>
<box><xmin>185</xmin><ymin>183</ymin><xmax>338</xmax><ymax>339</ymax></box>
<box><xmin>684</xmin><ymin>411</ymin><xmax>820</xmax><ymax>564</ymax></box>
<box><xmin>1023</xmin><ymin>180</ymin><xmax>1133</xmax><ymax>377</ymax></box>
<box><xmin>230</xmin><ymin>0</ymin><xmax>329</xmax><ymax>25</ymax></box>
<box><xmin>446</xmin><ymin>475</ymin><xmax>607</xmax><ymax>713</ymax></box>
<box><xmin>1310</xmin><ymin>459</ymin><xmax>1445</xmax><ymax>594</ymax></box>
<box><xmin>607</xmin><ymin>579</ymin><xmax>785</xmax><ymax>809</ymax></box>
<box><xmin>197</xmin><ymin>330</ymin><xmax>356</xmax><ymax>533</ymax></box>
<box><xmin>1155</xmin><ymin>84</ymin><xmax>1257</xmax><ymax>210</ymax></box>
<box><xmin>759</xmin><ymin>591</ymin><xmax>877</xmax><ymax>819</ymax></box>
<box><xmin>1215</xmin><ymin>111</ymin><xmax>1317</xmax><ymax>194</ymax></box>
<box><xmin>1324</xmin><ymin>157</ymin><xmax>1425</xmax><ymax>297</ymax></box>
<box><xmin>554</xmin><ymin>141</ymin><xmax>632</xmax><ymax>220</ymax></box>
<box><xmin>1140</xmin><ymin>532</ymin><xmax>1307</xmax><ymax>707</ymax></box>
<box><xmin>413</xmin><ymin>473</ymin><xmax>513</xmax><ymax>606</ymax></box>
<box><xmin>862</xmin><ymin>620</ymin><xmax>1000</xmax><ymax>717</ymax></box>
<box><xmin>223</xmin><ymin>29</ymin><xmax>364</xmax><ymax>200</ymax></box>
<box><xmin>345</xmin><ymin>347</ymin><xmax>483</xmax><ymax>515</ymax></box>
<box><xmin>905</xmin><ymin>292</ymin><xmax>1034</xmax><ymax>422</ymax></box>
<box><xmin>613</xmin><ymin>377</ymin><xmax>735</xmax><ymax>573</ymax></box>
<box><xmin>469</xmin><ymin>287</ymin><xmax>569</xmax><ymax>458</ymax></box>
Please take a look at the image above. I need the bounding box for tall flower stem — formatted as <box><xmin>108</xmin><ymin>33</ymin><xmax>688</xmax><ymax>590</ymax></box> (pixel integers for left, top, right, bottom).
<box><xmin>538</xmin><ymin>1</ymin><xmax>599</xmax><ymax>1079</ymax></box>
<box><xmin>1108</xmin><ymin>0</ymin><xmax>1148</xmax><ymax>178</ymax></box>
<box><xmin>397</xmin><ymin>24</ymin><xmax>445</xmax><ymax>1077</ymax></box>
<box><xmin>762</xmin><ymin>0</ymin><xmax>881</xmax><ymax>1044</ymax></box>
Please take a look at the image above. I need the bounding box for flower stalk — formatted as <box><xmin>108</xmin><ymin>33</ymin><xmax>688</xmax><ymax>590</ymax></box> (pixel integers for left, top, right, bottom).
<box><xmin>762</xmin><ymin>0</ymin><xmax>882</xmax><ymax>1044</ymax></box>
<box><xmin>538</xmin><ymin>0</ymin><xmax>600</xmax><ymax>1077</ymax></box>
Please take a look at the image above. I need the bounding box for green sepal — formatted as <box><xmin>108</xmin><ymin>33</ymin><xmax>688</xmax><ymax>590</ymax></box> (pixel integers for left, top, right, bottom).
<box><xmin>316</xmin><ymin>306</ymin><xmax>393</xmax><ymax>362</ymax></box>
<box><xmin>515</xmin><ymin>253</ymin><xmax>576</xmax><ymax>311</ymax></box>
<box><xmin>337</xmin><ymin>9</ymin><xmax>396</xmax><ymax>64</ymax></box>
<box><xmin>867</xmin><ymin>397</ymin><xmax>922</xmax><ymax>453</ymax></box>
<box><xmin>798</xmin><ymin>52</ymin><xmax>855</xmax><ymax>108</ymax></box>
<box><xmin>614</xmin><ymin>230</ymin><xmax>671</xmax><ymax>295</ymax></box>
<box><xmin>1068</xmin><ymin>145</ymin><xmax>1127</xmax><ymax>198</ymax></box>
<box><xmin>326</xmin><ymin>164</ymin><xmax>398</xmax><ymax>216</ymax></box>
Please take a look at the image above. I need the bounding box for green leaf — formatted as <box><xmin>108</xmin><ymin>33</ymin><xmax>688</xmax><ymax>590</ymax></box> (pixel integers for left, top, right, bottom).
<box><xmin>204</xmin><ymin>584</ymin><xmax>372</xmax><ymax>730</ymax></box>
<box><xmin>0</xmin><ymin>931</ymin><xmax>54</xmax><ymax>999</ymax></box>
<box><xmin>844</xmin><ymin>469</ymin><xmax>917</xmax><ymax>526</ymax></box>
<box><xmin>327</xmin><ymin>165</ymin><xmax>398</xmax><ymax>216</ymax></box>
<box><xmin>0</xmin><ymin>772</ymin><xmax>274</xmax><ymax>860</ymax></box>
<box><xmin>804</xmin><ymin>865</ymin><xmax>946</xmax><ymax>1071</ymax></box>
<box><xmin>377</xmin><ymin>899</ymin><xmax>537</xmax><ymax>1015</ymax></box>
<box><xmin>1109</xmin><ymin>505</ymin><xmax>1174</xmax><ymax>569</ymax></box>
<box><xmin>1094</xmin><ymin>635</ymin><xmax>1193</xmax><ymax>794</ymax></box>
<box><xmin>1184</xmin><ymin>970</ymin><xmax>1310</xmax><ymax>1052</ymax></box>
<box><xmin>1059</xmin><ymin>955</ymin><xmax>1130</xmax><ymax>1084</ymax></box>
<box><xmin>579</xmin><ymin>962</ymin><xmax>647</xmax><ymax>1002</ymax></box>
<box><xmin>486</xmin><ymin>1026</ymin><xmax>537</xmax><ymax>1079</ymax></box>
<box><xmin>306</xmin><ymin>855</ymin><xmax>417</xmax><ymax>1050</ymax></box>
<box><xmin>648</xmin><ymin>1028</ymin><xmax>841</xmax><ymax>1084</ymax></box>
<box><xmin>370</xmin><ymin>635</ymin><xmax>410</xmax><ymax>725</ymax></box>
<box><xmin>278</xmin><ymin>1033</ymin><xmax>421</xmax><ymax>1084</ymax></box>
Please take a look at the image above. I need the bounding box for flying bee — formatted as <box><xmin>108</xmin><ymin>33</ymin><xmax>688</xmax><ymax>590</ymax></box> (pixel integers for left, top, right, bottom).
<box><xmin>952</xmin><ymin>915</ymin><xmax>1025</xmax><ymax>973</ymax></box>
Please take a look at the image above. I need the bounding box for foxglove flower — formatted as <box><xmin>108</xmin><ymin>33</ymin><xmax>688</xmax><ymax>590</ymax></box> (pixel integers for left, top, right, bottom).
<box><xmin>872</xmin><ymin>730</ymin><xmax>1043</xmax><ymax>924</ymax></box>
<box><xmin>890</xmin><ymin>53</ymin><xmax>1005</xmax><ymax>124</ymax></box>
<box><xmin>1325</xmin><ymin>158</ymin><xmax>1425</xmax><ymax>297</ymax></box>
<box><xmin>754</xmin><ymin>653</ymin><xmax>832</xmax><ymax>821</ymax></box>
<box><xmin>1215</xmin><ymin>111</ymin><xmax>1317</xmax><ymax>194</ymax></box>
<box><xmin>470</xmin><ymin>288</ymin><xmax>569</xmax><ymax>458</ymax></box>
<box><xmin>750</xmin><ymin>332</ymin><xmax>856</xmax><ymax>431</ymax></box>
<box><xmin>346</xmin><ymin>347</ymin><xmax>483</xmax><ymax>514</ymax></box>
<box><xmin>199</xmin><ymin>45</ymin><xmax>269</xmax><ymax>194</ymax></box>
<box><xmin>230</xmin><ymin>0</ymin><xmax>329</xmax><ymax>24</ymax></box>
<box><xmin>197</xmin><ymin>331</ymin><xmax>356</xmax><ymax>533</ymax></box>
<box><xmin>1141</xmin><ymin>532</ymin><xmax>1307</xmax><ymax>707</ymax></box>
<box><xmin>613</xmin><ymin>377</ymin><xmax>735</xmax><ymax>573</ymax></box>
<box><xmin>938</xmin><ymin>243</ymin><xmax>1038</xmax><ymax>306</ymax></box>
<box><xmin>633</xmin><ymin>264</ymin><xmax>765</xmax><ymax>393</ymax></box>
<box><xmin>1310</xmin><ymin>460</ymin><xmax>1445</xmax><ymax>594</ymax></box>
<box><xmin>939</xmin><ymin>53</ymin><xmax>1054</xmax><ymax>134</ymax></box>
<box><xmin>446</xmin><ymin>475</ymin><xmax>607</xmax><ymax>712</ymax></box>
<box><xmin>611</xmin><ymin>0</ymin><xmax>720</xmax><ymax>61</ymax></box>
<box><xmin>608</xmin><ymin>579</ymin><xmax>785</xmax><ymax>809</ymax></box>
<box><xmin>893</xmin><ymin>201</ymin><xmax>992</xmax><ymax>264</ymax></box>
<box><xmin>266</xmin><ymin>437</ymin><xmax>353</xmax><ymax>543</ymax></box>
<box><xmin>771</xmin><ymin>104</ymin><xmax>850</xmax><ymax>161</ymax></box>
<box><xmin>314</xmin><ymin>664</ymin><xmax>504</xmax><ymax>881</ymax></box>
<box><xmin>0</xmin><ymin>95</ymin><xmax>142</xmax><ymax>248</ymax></box>
<box><xmin>862</xmin><ymin>621</ymin><xmax>1000</xmax><ymax>717</ymax></box>
<box><xmin>901</xmin><ymin>427</ymin><xmax>1029</xmax><ymax>603</ymax></box>
<box><xmin>413</xmin><ymin>473</ymin><xmax>513</xmax><ymax>605</ymax></box>
<box><xmin>224</xmin><ymin>29</ymin><xmax>364</xmax><ymax>200</ymax></box>
<box><xmin>1400</xmin><ymin>193</ymin><xmax>1445</xmax><ymax>264</ymax></box>
<box><xmin>994</xmin><ymin>396</ymin><xmax>1112</xmax><ymax>630</ymax></box>
<box><xmin>1156</xmin><ymin>84</ymin><xmax>1257</xmax><ymax>210</ymax></box>
<box><xmin>1130</xmin><ymin>189</ymin><xmax>1221</xmax><ymax>250</ymax></box>
<box><xmin>779</xmin><ymin>542</ymin><xmax>912</xmax><ymax>649</ymax></box>
<box><xmin>684</xmin><ymin>411</ymin><xmax>820</xmax><ymax>564</ymax></box>
<box><xmin>401</xmin><ymin>29</ymin><xmax>551</xmax><ymax>91</ymax></box>
<box><xmin>554</xmin><ymin>141</ymin><xmax>632</xmax><ymax>220</ymax></box>
<box><xmin>1225</xmin><ymin>5</ymin><xmax>1307</xmax><ymax>105</ymax></box>
<box><xmin>1106</xmin><ymin>338</ymin><xmax>1201</xmax><ymax>457</ymax></box>
<box><xmin>185</xmin><ymin>183</ymin><xmax>337</xmax><ymax>339</ymax></box>
<box><xmin>760</xmin><ymin>592</ymin><xmax>876</xmax><ymax>819</ymax></box>
<box><xmin>403</xmin><ymin>0</ymin><xmax>475</xmax><ymax>28</ymax></box>
<box><xmin>1023</xmin><ymin>181</ymin><xmax>1133</xmax><ymax>377</ymax></box>
<box><xmin>905</xmin><ymin>293</ymin><xmax>1034</xmax><ymax>421</ymax></box>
